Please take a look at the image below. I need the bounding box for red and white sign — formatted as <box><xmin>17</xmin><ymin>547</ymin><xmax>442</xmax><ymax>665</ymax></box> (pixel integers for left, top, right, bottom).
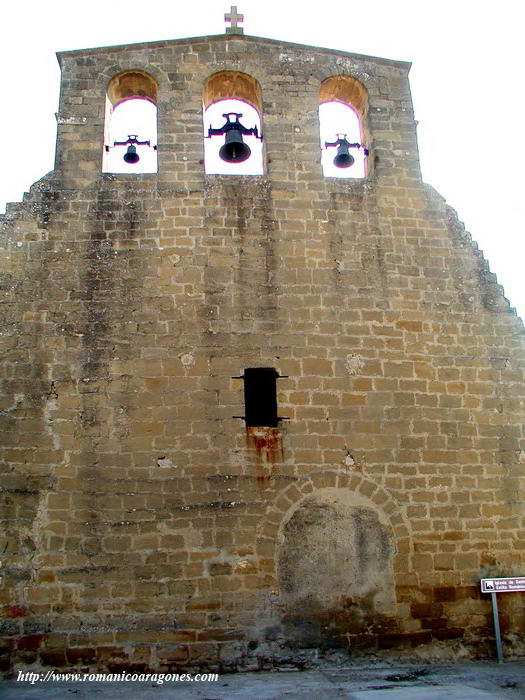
<box><xmin>481</xmin><ymin>577</ymin><xmax>525</xmax><ymax>593</ymax></box>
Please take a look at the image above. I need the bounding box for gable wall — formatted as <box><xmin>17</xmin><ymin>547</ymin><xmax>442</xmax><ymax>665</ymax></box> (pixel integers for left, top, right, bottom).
<box><xmin>1</xmin><ymin>35</ymin><xmax>524</xmax><ymax>672</ymax></box>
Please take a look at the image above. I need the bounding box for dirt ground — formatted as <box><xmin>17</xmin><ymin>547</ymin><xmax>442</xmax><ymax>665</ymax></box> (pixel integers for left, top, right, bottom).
<box><xmin>2</xmin><ymin>660</ymin><xmax>525</xmax><ymax>698</ymax></box>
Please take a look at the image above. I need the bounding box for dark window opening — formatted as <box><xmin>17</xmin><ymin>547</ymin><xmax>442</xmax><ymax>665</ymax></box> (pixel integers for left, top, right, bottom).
<box><xmin>243</xmin><ymin>367</ymin><xmax>279</xmax><ymax>427</ymax></box>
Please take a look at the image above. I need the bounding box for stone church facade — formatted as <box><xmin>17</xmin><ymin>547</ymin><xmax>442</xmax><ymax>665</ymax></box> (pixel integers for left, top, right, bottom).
<box><xmin>1</xmin><ymin>27</ymin><xmax>525</xmax><ymax>673</ymax></box>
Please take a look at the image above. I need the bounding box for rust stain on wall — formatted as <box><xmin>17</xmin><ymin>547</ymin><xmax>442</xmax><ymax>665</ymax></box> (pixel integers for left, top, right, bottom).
<box><xmin>246</xmin><ymin>427</ymin><xmax>283</xmax><ymax>465</ymax></box>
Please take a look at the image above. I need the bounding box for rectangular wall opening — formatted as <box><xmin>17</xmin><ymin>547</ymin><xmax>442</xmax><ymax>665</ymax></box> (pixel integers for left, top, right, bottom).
<box><xmin>243</xmin><ymin>367</ymin><xmax>279</xmax><ymax>427</ymax></box>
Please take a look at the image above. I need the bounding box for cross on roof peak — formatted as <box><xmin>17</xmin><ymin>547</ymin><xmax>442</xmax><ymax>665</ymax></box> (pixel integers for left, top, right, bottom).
<box><xmin>225</xmin><ymin>5</ymin><xmax>244</xmax><ymax>35</ymax></box>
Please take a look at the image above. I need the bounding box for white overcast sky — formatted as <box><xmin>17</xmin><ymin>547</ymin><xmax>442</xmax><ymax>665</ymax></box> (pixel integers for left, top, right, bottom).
<box><xmin>2</xmin><ymin>0</ymin><xmax>524</xmax><ymax>319</ymax></box>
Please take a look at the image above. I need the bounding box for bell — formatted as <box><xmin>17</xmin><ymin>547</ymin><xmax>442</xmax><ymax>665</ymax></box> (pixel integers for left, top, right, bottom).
<box><xmin>219</xmin><ymin>129</ymin><xmax>251</xmax><ymax>163</ymax></box>
<box><xmin>333</xmin><ymin>142</ymin><xmax>355</xmax><ymax>169</ymax></box>
<box><xmin>123</xmin><ymin>144</ymin><xmax>140</xmax><ymax>164</ymax></box>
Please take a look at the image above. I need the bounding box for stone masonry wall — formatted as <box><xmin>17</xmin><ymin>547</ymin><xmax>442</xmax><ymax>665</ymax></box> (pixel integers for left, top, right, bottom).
<box><xmin>1</xmin><ymin>34</ymin><xmax>525</xmax><ymax>673</ymax></box>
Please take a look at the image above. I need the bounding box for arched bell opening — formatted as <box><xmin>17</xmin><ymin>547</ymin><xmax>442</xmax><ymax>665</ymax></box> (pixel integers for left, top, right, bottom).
<box><xmin>203</xmin><ymin>71</ymin><xmax>264</xmax><ymax>175</ymax></box>
<box><xmin>103</xmin><ymin>71</ymin><xmax>158</xmax><ymax>174</ymax></box>
<box><xmin>319</xmin><ymin>75</ymin><xmax>369</xmax><ymax>179</ymax></box>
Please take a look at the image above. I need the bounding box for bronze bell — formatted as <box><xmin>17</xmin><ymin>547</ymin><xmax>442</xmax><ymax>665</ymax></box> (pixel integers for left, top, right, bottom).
<box><xmin>219</xmin><ymin>129</ymin><xmax>251</xmax><ymax>163</ymax></box>
<box><xmin>123</xmin><ymin>144</ymin><xmax>140</xmax><ymax>164</ymax></box>
<box><xmin>208</xmin><ymin>112</ymin><xmax>261</xmax><ymax>164</ymax></box>
<box><xmin>108</xmin><ymin>135</ymin><xmax>152</xmax><ymax>163</ymax></box>
<box><xmin>325</xmin><ymin>135</ymin><xmax>367</xmax><ymax>169</ymax></box>
<box><xmin>333</xmin><ymin>141</ymin><xmax>355</xmax><ymax>168</ymax></box>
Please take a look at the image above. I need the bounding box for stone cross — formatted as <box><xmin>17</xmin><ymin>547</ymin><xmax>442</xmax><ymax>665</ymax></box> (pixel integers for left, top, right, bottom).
<box><xmin>225</xmin><ymin>5</ymin><xmax>244</xmax><ymax>34</ymax></box>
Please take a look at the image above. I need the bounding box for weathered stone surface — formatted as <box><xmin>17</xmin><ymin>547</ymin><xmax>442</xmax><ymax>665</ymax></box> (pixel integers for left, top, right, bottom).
<box><xmin>278</xmin><ymin>497</ymin><xmax>396</xmax><ymax>647</ymax></box>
